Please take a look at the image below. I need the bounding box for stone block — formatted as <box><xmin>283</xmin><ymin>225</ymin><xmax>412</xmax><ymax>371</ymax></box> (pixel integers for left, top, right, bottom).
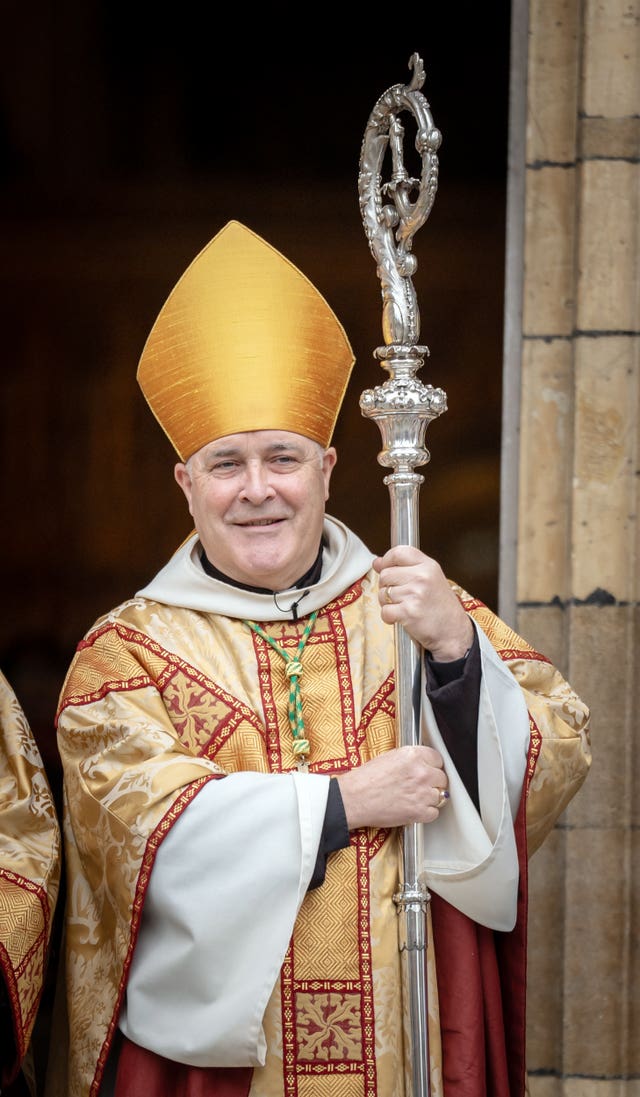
<box><xmin>583</xmin><ymin>0</ymin><xmax>640</xmax><ymax>117</ymax></box>
<box><xmin>523</xmin><ymin>167</ymin><xmax>577</xmax><ymax>337</ymax></box>
<box><xmin>576</xmin><ymin>161</ymin><xmax>640</xmax><ymax>334</ymax></box>
<box><xmin>517</xmin><ymin>339</ymin><xmax>574</xmax><ymax>603</ymax></box>
<box><xmin>527</xmin><ymin>829</ymin><xmax>566</xmax><ymax>1069</ymax></box>
<box><xmin>526</xmin><ymin>0</ymin><xmax>580</xmax><ymax>164</ymax></box>
<box><xmin>580</xmin><ymin>116</ymin><xmax>640</xmax><ymax>161</ymax></box>
<box><xmin>571</xmin><ymin>336</ymin><xmax>639</xmax><ymax>601</ymax></box>
<box><xmin>563</xmin><ymin>826</ymin><xmax>632</xmax><ymax>1077</ymax></box>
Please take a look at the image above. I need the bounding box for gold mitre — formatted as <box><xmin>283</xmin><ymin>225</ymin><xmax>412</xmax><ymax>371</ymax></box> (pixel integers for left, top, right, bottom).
<box><xmin>137</xmin><ymin>220</ymin><xmax>355</xmax><ymax>460</ymax></box>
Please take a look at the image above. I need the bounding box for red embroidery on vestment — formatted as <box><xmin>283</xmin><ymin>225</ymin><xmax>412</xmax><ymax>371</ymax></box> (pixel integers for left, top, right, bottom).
<box><xmin>280</xmin><ymin>829</ymin><xmax>378</xmax><ymax>1097</ymax></box>
<box><xmin>0</xmin><ymin>871</ymin><xmax>50</xmax><ymax>1062</ymax></box>
<box><xmin>95</xmin><ymin>773</ymin><xmax>222</xmax><ymax>1093</ymax></box>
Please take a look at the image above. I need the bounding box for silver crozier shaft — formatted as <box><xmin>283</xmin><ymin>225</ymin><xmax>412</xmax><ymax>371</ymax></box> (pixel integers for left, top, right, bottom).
<box><xmin>358</xmin><ymin>54</ymin><xmax>447</xmax><ymax>1097</ymax></box>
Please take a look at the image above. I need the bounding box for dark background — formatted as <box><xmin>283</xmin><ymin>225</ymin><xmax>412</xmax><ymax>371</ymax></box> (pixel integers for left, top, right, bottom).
<box><xmin>0</xmin><ymin>6</ymin><xmax>512</xmax><ymax>800</ymax></box>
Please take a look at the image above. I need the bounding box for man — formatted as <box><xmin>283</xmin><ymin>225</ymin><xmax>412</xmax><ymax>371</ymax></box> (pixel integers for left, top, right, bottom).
<box><xmin>52</xmin><ymin>221</ymin><xmax>591</xmax><ymax>1097</ymax></box>
<box><xmin>0</xmin><ymin>668</ymin><xmax>61</xmax><ymax>1096</ymax></box>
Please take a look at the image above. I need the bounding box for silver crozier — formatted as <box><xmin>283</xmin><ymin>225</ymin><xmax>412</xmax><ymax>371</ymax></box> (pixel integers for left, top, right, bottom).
<box><xmin>358</xmin><ymin>53</ymin><xmax>447</xmax><ymax>1097</ymax></box>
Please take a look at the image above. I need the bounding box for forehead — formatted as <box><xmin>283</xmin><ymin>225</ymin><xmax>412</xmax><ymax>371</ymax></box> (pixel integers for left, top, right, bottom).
<box><xmin>196</xmin><ymin>430</ymin><xmax>316</xmax><ymax>460</ymax></box>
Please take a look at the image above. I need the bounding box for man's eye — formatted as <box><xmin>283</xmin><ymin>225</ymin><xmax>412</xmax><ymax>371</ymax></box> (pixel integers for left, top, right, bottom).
<box><xmin>211</xmin><ymin>461</ymin><xmax>238</xmax><ymax>473</ymax></box>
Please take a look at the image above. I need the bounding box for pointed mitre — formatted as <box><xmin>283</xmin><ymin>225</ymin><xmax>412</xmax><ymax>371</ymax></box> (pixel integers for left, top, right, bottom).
<box><xmin>137</xmin><ymin>220</ymin><xmax>355</xmax><ymax>460</ymax></box>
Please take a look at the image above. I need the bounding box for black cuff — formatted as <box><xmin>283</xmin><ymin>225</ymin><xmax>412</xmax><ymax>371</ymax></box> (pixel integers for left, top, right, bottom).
<box><xmin>308</xmin><ymin>778</ymin><xmax>350</xmax><ymax>890</ymax></box>
<box><xmin>425</xmin><ymin>627</ymin><xmax>479</xmax><ymax>689</ymax></box>
<box><xmin>424</xmin><ymin>627</ymin><xmax>482</xmax><ymax>812</ymax></box>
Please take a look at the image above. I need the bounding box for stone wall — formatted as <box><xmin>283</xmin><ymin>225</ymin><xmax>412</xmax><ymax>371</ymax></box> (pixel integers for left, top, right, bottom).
<box><xmin>508</xmin><ymin>0</ymin><xmax>640</xmax><ymax>1091</ymax></box>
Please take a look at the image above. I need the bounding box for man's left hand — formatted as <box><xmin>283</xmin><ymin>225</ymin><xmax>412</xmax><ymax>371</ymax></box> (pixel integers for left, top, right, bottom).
<box><xmin>373</xmin><ymin>546</ymin><xmax>474</xmax><ymax>662</ymax></box>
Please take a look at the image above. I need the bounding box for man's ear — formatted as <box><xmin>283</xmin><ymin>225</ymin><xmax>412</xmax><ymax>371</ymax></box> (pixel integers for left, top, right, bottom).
<box><xmin>174</xmin><ymin>463</ymin><xmax>193</xmax><ymax>512</ymax></box>
<box><xmin>322</xmin><ymin>447</ymin><xmax>338</xmax><ymax>500</ymax></box>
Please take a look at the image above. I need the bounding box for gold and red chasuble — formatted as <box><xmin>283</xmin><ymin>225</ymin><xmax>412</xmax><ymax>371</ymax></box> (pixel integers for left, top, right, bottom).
<box><xmin>168</xmin><ymin>599</ymin><xmax>408</xmax><ymax>1097</ymax></box>
<box><xmin>53</xmin><ymin>567</ymin><xmax>590</xmax><ymax>1097</ymax></box>
<box><xmin>0</xmin><ymin>669</ymin><xmax>61</xmax><ymax>1091</ymax></box>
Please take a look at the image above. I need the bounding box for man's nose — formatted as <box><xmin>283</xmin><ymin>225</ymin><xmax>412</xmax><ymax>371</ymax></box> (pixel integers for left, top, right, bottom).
<box><xmin>239</xmin><ymin>462</ymin><xmax>276</xmax><ymax>502</ymax></box>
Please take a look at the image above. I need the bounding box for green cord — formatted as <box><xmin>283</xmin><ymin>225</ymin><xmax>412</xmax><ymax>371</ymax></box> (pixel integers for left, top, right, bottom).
<box><xmin>244</xmin><ymin>611</ymin><xmax>319</xmax><ymax>769</ymax></box>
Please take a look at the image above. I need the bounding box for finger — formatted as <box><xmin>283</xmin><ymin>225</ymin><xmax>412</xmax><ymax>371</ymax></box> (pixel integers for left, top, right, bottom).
<box><xmin>434</xmin><ymin>786</ymin><xmax>450</xmax><ymax>810</ymax></box>
<box><xmin>408</xmin><ymin>745</ymin><xmax>445</xmax><ymax>771</ymax></box>
<box><xmin>379</xmin><ymin>577</ymin><xmax>416</xmax><ymax>606</ymax></box>
<box><xmin>379</xmin><ymin>585</ymin><xmax>395</xmax><ymax>607</ymax></box>
<box><xmin>377</xmin><ymin>545</ymin><xmax>426</xmax><ymax>570</ymax></box>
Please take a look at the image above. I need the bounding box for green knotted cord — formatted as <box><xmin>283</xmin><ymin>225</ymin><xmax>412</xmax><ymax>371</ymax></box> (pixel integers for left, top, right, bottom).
<box><xmin>244</xmin><ymin>611</ymin><xmax>319</xmax><ymax>769</ymax></box>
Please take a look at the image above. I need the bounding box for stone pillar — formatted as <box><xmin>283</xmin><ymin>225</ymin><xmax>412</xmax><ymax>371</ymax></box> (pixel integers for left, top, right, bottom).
<box><xmin>502</xmin><ymin>0</ymin><xmax>639</xmax><ymax>1092</ymax></box>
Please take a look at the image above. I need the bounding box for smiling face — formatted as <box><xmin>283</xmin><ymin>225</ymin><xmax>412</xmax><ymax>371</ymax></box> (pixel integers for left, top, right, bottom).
<box><xmin>174</xmin><ymin>430</ymin><xmax>337</xmax><ymax>591</ymax></box>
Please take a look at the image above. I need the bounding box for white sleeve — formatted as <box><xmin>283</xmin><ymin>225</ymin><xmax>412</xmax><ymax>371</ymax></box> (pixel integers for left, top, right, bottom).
<box><xmin>420</xmin><ymin>622</ymin><xmax>530</xmax><ymax>931</ymax></box>
<box><xmin>119</xmin><ymin>770</ymin><xmax>330</xmax><ymax>1067</ymax></box>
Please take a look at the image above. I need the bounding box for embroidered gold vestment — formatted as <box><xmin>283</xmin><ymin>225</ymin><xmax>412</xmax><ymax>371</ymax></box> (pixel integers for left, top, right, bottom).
<box><xmin>53</xmin><ymin>563</ymin><xmax>590</xmax><ymax>1097</ymax></box>
<box><xmin>0</xmin><ymin>668</ymin><xmax>61</xmax><ymax>1090</ymax></box>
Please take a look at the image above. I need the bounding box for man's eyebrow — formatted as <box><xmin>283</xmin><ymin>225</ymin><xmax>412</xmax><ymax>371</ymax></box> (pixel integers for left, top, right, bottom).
<box><xmin>204</xmin><ymin>445</ymin><xmax>243</xmax><ymax>459</ymax></box>
<box><xmin>264</xmin><ymin>442</ymin><xmax>302</xmax><ymax>455</ymax></box>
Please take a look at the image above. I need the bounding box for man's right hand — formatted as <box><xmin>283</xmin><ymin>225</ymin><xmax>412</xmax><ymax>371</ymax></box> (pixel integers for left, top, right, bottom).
<box><xmin>336</xmin><ymin>746</ymin><xmax>448</xmax><ymax>830</ymax></box>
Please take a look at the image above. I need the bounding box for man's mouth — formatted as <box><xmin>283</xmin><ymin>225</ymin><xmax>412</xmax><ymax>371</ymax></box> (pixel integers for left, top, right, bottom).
<box><xmin>234</xmin><ymin>517</ymin><xmax>284</xmax><ymax>527</ymax></box>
